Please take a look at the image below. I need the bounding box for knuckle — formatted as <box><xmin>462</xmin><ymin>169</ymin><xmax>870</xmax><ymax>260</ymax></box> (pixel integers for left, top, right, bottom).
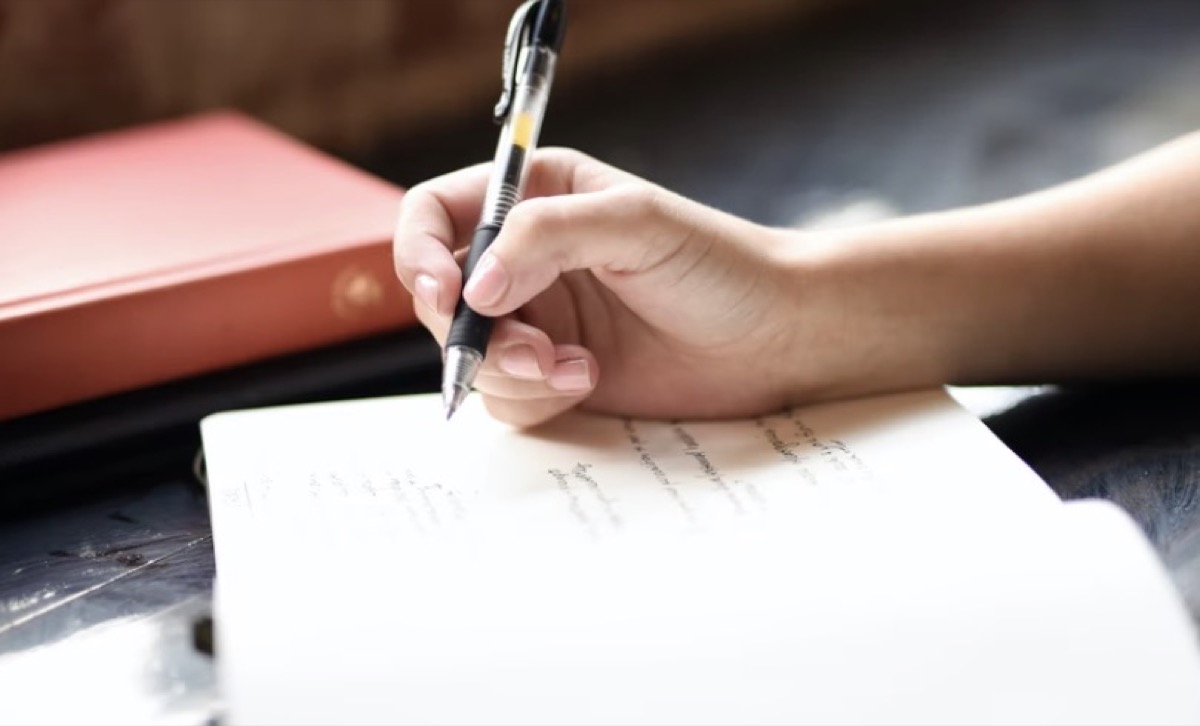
<box><xmin>506</xmin><ymin>197</ymin><xmax>560</xmax><ymax>246</ymax></box>
<box><xmin>537</xmin><ymin>146</ymin><xmax>571</xmax><ymax>161</ymax></box>
<box><xmin>612</xmin><ymin>182</ymin><xmax>662</xmax><ymax>219</ymax></box>
<box><xmin>539</xmin><ymin>146</ymin><xmax>588</xmax><ymax>166</ymax></box>
<box><xmin>398</xmin><ymin>182</ymin><xmax>431</xmax><ymax>214</ymax></box>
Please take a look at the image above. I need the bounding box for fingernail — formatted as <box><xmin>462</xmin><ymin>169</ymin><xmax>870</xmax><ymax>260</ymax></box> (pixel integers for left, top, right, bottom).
<box><xmin>498</xmin><ymin>345</ymin><xmax>543</xmax><ymax>380</ymax></box>
<box><xmin>414</xmin><ymin>274</ymin><xmax>440</xmax><ymax>313</ymax></box>
<box><xmin>463</xmin><ymin>253</ymin><xmax>509</xmax><ymax>309</ymax></box>
<box><xmin>548</xmin><ymin>358</ymin><xmax>592</xmax><ymax>392</ymax></box>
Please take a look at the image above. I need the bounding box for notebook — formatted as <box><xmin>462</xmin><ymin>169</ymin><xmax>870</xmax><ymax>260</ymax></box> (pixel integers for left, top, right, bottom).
<box><xmin>0</xmin><ymin>111</ymin><xmax>413</xmax><ymax>421</ymax></box>
<box><xmin>200</xmin><ymin>388</ymin><xmax>1200</xmax><ymax>725</ymax></box>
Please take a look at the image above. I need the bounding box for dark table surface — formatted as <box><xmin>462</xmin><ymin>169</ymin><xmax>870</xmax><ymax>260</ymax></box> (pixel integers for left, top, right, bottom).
<box><xmin>4</xmin><ymin>1</ymin><xmax>1200</xmax><ymax>722</ymax></box>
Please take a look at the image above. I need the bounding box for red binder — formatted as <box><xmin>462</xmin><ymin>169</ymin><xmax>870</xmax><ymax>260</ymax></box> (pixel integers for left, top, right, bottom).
<box><xmin>0</xmin><ymin>112</ymin><xmax>415</xmax><ymax>421</ymax></box>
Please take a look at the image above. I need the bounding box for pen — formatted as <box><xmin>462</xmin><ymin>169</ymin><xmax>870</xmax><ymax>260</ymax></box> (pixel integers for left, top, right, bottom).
<box><xmin>442</xmin><ymin>0</ymin><xmax>567</xmax><ymax>420</ymax></box>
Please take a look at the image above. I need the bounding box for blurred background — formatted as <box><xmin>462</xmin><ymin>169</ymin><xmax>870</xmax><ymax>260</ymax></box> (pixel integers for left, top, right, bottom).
<box><xmin>0</xmin><ymin>0</ymin><xmax>827</xmax><ymax>156</ymax></box>
<box><xmin>5</xmin><ymin>0</ymin><xmax>1200</xmax><ymax>224</ymax></box>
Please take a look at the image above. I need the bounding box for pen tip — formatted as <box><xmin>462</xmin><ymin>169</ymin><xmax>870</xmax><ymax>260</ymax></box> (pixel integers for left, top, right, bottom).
<box><xmin>441</xmin><ymin>345</ymin><xmax>481</xmax><ymax>422</ymax></box>
<box><xmin>442</xmin><ymin>385</ymin><xmax>467</xmax><ymax>422</ymax></box>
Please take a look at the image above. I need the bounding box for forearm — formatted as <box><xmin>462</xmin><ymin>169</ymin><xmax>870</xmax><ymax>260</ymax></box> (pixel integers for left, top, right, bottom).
<box><xmin>793</xmin><ymin>131</ymin><xmax>1200</xmax><ymax>396</ymax></box>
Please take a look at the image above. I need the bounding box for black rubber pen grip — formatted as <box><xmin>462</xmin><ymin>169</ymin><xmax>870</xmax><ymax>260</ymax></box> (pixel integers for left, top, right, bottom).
<box><xmin>446</xmin><ymin>225</ymin><xmax>502</xmax><ymax>352</ymax></box>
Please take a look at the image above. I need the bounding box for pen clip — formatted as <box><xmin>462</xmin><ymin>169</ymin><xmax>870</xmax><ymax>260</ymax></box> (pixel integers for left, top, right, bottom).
<box><xmin>494</xmin><ymin>0</ymin><xmax>540</xmax><ymax>123</ymax></box>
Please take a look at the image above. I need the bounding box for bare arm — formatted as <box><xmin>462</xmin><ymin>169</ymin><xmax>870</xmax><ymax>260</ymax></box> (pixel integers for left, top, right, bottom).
<box><xmin>789</xmin><ymin>131</ymin><xmax>1200</xmax><ymax>402</ymax></box>
<box><xmin>394</xmin><ymin>137</ymin><xmax>1200</xmax><ymax>425</ymax></box>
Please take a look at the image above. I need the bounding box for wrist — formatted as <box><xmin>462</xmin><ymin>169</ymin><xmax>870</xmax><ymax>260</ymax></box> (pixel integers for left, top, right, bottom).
<box><xmin>770</xmin><ymin>218</ymin><xmax>982</xmax><ymax>404</ymax></box>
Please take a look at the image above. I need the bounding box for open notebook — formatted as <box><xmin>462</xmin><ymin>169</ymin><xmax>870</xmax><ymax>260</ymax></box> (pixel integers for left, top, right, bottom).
<box><xmin>201</xmin><ymin>389</ymin><xmax>1200</xmax><ymax>725</ymax></box>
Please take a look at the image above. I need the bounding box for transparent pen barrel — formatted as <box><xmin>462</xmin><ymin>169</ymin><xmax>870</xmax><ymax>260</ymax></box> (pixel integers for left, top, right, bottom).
<box><xmin>479</xmin><ymin>48</ymin><xmax>556</xmax><ymax>228</ymax></box>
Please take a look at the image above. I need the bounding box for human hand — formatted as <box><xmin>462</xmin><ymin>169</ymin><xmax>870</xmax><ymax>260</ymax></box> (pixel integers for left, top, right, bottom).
<box><xmin>393</xmin><ymin>148</ymin><xmax>809</xmax><ymax>427</ymax></box>
<box><xmin>400</xmin><ymin>133</ymin><xmax>1200</xmax><ymax>428</ymax></box>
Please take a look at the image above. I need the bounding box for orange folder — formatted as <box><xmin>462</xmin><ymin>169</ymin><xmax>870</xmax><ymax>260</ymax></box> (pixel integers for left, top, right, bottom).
<box><xmin>0</xmin><ymin>112</ymin><xmax>416</xmax><ymax>421</ymax></box>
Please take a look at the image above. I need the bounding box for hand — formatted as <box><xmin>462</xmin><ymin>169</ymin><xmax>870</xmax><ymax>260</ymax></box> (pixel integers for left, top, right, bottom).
<box><xmin>393</xmin><ymin>148</ymin><xmax>807</xmax><ymax>427</ymax></box>
<box><xmin>398</xmin><ymin>134</ymin><xmax>1200</xmax><ymax>426</ymax></box>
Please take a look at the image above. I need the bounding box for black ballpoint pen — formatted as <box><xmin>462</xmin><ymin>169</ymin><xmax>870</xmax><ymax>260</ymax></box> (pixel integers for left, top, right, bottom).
<box><xmin>442</xmin><ymin>0</ymin><xmax>567</xmax><ymax>420</ymax></box>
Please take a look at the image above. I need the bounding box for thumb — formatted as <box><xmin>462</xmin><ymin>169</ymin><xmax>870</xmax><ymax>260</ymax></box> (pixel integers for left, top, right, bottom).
<box><xmin>462</xmin><ymin>184</ymin><xmax>691</xmax><ymax>316</ymax></box>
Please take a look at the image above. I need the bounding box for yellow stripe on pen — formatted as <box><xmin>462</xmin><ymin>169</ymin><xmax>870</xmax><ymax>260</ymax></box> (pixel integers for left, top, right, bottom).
<box><xmin>511</xmin><ymin>112</ymin><xmax>535</xmax><ymax>149</ymax></box>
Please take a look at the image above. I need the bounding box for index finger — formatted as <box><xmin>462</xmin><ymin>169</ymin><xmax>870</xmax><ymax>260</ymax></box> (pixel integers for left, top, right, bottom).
<box><xmin>392</xmin><ymin>149</ymin><xmax>623</xmax><ymax>313</ymax></box>
<box><xmin>393</xmin><ymin>162</ymin><xmax>490</xmax><ymax>310</ymax></box>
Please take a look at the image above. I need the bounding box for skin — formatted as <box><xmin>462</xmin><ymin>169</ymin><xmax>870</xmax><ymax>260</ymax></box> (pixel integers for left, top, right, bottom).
<box><xmin>393</xmin><ymin>135</ymin><xmax>1200</xmax><ymax>428</ymax></box>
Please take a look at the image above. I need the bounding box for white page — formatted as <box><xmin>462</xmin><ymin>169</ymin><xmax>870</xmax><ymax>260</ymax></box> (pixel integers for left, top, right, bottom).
<box><xmin>201</xmin><ymin>389</ymin><xmax>1200</xmax><ymax>725</ymax></box>
<box><xmin>203</xmin><ymin>389</ymin><xmax>1056</xmax><ymax>551</ymax></box>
